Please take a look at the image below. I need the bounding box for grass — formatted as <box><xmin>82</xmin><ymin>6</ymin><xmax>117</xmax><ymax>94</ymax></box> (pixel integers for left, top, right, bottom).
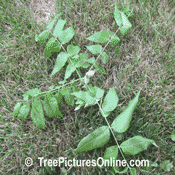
<box><xmin>1</xmin><ymin>0</ymin><xmax>175</xmax><ymax>174</ymax></box>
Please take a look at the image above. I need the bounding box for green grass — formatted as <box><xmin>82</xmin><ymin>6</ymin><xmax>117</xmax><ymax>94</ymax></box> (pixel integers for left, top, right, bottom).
<box><xmin>1</xmin><ymin>0</ymin><xmax>175</xmax><ymax>174</ymax></box>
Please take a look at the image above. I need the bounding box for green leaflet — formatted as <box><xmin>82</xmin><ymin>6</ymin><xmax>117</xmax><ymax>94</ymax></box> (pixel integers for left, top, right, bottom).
<box><xmin>111</xmin><ymin>90</ymin><xmax>141</xmax><ymax>132</ymax></box>
<box><xmin>13</xmin><ymin>102</ymin><xmax>23</xmax><ymax>117</ymax></box>
<box><xmin>53</xmin><ymin>19</ymin><xmax>67</xmax><ymax>38</ymax></box>
<box><xmin>35</xmin><ymin>30</ymin><xmax>50</xmax><ymax>43</ymax></box>
<box><xmin>71</xmin><ymin>54</ymin><xmax>79</xmax><ymax>60</ymax></box>
<box><xmin>74</xmin><ymin>98</ymin><xmax>85</xmax><ymax>111</ymax></box>
<box><xmin>66</xmin><ymin>89</ymin><xmax>75</xmax><ymax>106</ymax></box>
<box><xmin>93</xmin><ymin>62</ymin><xmax>106</xmax><ymax>75</ymax></box>
<box><xmin>74</xmin><ymin>53</ymin><xmax>91</xmax><ymax>69</ymax></box>
<box><xmin>23</xmin><ymin>94</ymin><xmax>29</xmax><ymax>101</ymax></box>
<box><xmin>108</xmin><ymin>30</ymin><xmax>120</xmax><ymax>47</ymax></box>
<box><xmin>99</xmin><ymin>52</ymin><xmax>109</xmax><ymax>64</ymax></box>
<box><xmin>18</xmin><ymin>102</ymin><xmax>30</xmax><ymax>120</ymax></box>
<box><xmin>114</xmin><ymin>2</ymin><xmax>123</xmax><ymax>27</ymax></box>
<box><xmin>73</xmin><ymin>126</ymin><xmax>110</xmax><ymax>153</ymax></box>
<box><xmin>31</xmin><ymin>97</ymin><xmax>45</xmax><ymax>129</ymax></box>
<box><xmin>120</xmin><ymin>136</ymin><xmax>158</xmax><ymax>155</ymax></box>
<box><xmin>103</xmin><ymin>145</ymin><xmax>118</xmax><ymax>166</ymax></box>
<box><xmin>46</xmin><ymin>13</ymin><xmax>62</xmax><ymax>30</ymax></box>
<box><xmin>71</xmin><ymin>80</ymin><xmax>81</xmax><ymax>92</ymax></box>
<box><xmin>60</xmin><ymin>86</ymin><xmax>67</xmax><ymax>96</ymax></box>
<box><xmin>102</xmin><ymin>86</ymin><xmax>119</xmax><ymax>118</ymax></box>
<box><xmin>67</xmin><ymin>44</ymin><xmax>81</xmax><ymax>57</ymax></box>
<box><xmin>61</xmin><ymin>86</ymin><xmax>74</xmax><ymax>106</ymax></box>
<box><xmin>103</xmin><ymin>145</ymin><xmax>122</xmax><ymax>173</ymax></box>
<box><xmin>64</xmin><ymin>62</ymin><xmax>76</xmax><ymax>80</ymax></box>
<box><xmin>58</xmin><ymin>80</ymin><xmax>67</xmax><ymax>85</ymax></box>
<box><xmin>44</xmin><ymin>37</ymin><xmax>62</xmax><ymax>58</ymax></box>
<box><xmin>65</xmin><ymin>94</ymin><xmax>74</xmax><ymax>106</ymax></box>
<box><xmin>160</xmin><ymin>160</ymin><xmax>173</xmax><ymax>172</ymax></box>
<box><xmin>48</xmin><ymin>85</ymin><xmax>56</xmax><ymax>90</ymax></box>
<box><xmin>51</xmin><ymin>52</ymin><xmax>69</xmax><ymax>76</ymax></box>
<box><xmin>71</xmin><ymin>86</ymin><xmax>104</xmax><ymax>109</ymax></box>
<box><xmin>55</xmin><ymin>91</ymin><xmax>63</xmax><ymax>104</ymax></box>
<box><xmin>114</xmin><ymin>3</ymin><xmax>132</xmax><ymax>35</ymax></box>
<box><xmin>43</xmin><ymin>94</ymin><xmax>63</xmax><ymax>118</ymax></box>
<box><xmin>81</xmin><ymin>62</ymin><xmax>90</xmax><ymax>68</ymax></box>
<box><xmin>86</xmin><ymin>57</ymin><xmax>96</xmax><ymax>64</ymax></box>
<box><xmin>86</xmin><ymin>30</ymin><xmax>110</xmax><ymax>43</ymax></box>
<box><xmin>71</xmin><ymin>91</ymin><xmax>96</xmax><ymax>108</ymax></box>
<box><xmin>90</xmin><ymin>86</ymin><xmax>105</xmax><ymax>100</ymax></box>
<box><xmin>58</xmin><ymin>26</ymin><xmax>75</xmax><ymax>44</ymax></box>
<box><xmin>119</xmin><ymin>12</ymin><xmax>132</xmax><ymax>35</ymax></box>
<box><xmin>24</xmin><ymin>88</ymin><xmax>41</xmax><ymax>97</ymax></box>
<box><xmin>171</xmin><ymin>130</ymin><xmax>175</xmax><ymax>141</ymax></box>
<box><xmin>86</xmin><ymin>45</ymin><xmax>102</xmax><ymax>55</ymax></box>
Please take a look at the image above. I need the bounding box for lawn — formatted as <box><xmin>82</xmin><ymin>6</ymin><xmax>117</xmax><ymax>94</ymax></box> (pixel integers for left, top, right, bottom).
<box><xmin>1</xmin><ymin>0</ymin><xmax>175</xmax><ymax>174</ymax></box>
